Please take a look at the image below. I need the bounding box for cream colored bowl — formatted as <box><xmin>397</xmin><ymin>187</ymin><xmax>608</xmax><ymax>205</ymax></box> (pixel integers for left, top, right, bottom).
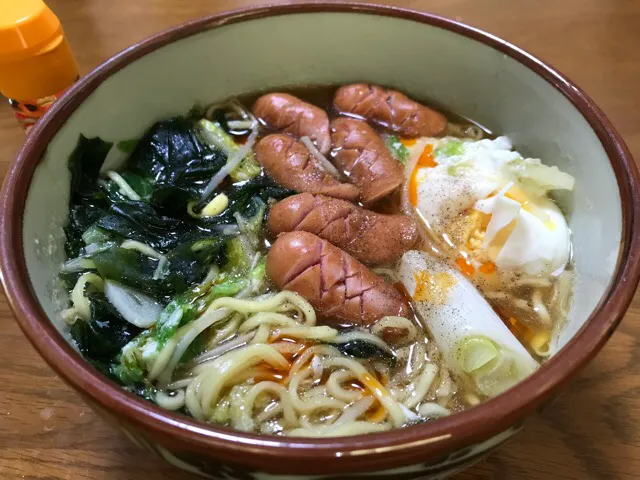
<box><xmin>1</xmin><ymin>4</ymin><xmax>639</xmax><ymax>479</ymax></box>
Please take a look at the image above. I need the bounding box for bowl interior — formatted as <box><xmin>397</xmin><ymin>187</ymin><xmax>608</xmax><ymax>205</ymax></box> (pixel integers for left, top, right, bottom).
<box><xmin>23</xmin><ymin>11</ymin><xmax>620</xmax><ymax>372</ymax></box>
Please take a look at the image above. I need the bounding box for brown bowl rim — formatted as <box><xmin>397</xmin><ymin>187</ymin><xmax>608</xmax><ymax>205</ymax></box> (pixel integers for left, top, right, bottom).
<box><xmin>1</xmin><ymin>1</ymin><xmax>639</xmax><ymax>475</ymax></box>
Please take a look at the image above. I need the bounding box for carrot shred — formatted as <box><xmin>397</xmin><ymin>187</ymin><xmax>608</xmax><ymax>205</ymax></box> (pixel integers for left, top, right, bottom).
<box><xmin>409</xmin><ymin>145</ymin><xmax>437</xmax><ymax>207</ymax></box>
<box><xmin>479</xmin><ymin>261</ymin><xmax>497</xmax><ymax>274</ymax></box>
<box><xmin>456</xmin><ymin>256</ymin><xmax>475</xmax><ymax>277</ymax></box>
<box><xmin>409</xmin><ymin>167</ymin><xmax>420</xmax><ymax>206</ymax></box>
<box><xmin>417</xmin><ymin>144</ymin><xmax>437</xmax><ymax>168</ymax></box>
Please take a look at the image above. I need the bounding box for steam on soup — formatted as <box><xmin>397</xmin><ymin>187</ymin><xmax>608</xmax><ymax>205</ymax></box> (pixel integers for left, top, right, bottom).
<box><xmin>59</xmin><ymin>84</ymin><xmax>573</xmax><ymax>437</ymax></box>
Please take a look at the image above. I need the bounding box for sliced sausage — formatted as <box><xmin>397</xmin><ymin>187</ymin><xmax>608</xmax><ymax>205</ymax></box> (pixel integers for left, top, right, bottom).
<box><xmin>267</xmin><ymin>231</ymin><xmax>410</xmax><ymax>327</ymax></box>
<box><xmin>268</xmin><ymin>193</ymin><xmax>418</xmax><ymax>265</ymax></box>
<box><xmin>255</xmin><ymin>134</ymin><xmax>360</xmax><ymax>202</ymax></box>
<box><xmin>334</xmin><ymin>84</ymin><xmax>447</xmax><ymax>138</ymax></box>
<box><xmin>253</xmin><ymin>93</ymin><xmax>331</xmax><ymax>154</ymax></box>
<box><xmin>330</xmin><ymin>117</ymin><xmax>403</xmax><ymax>206</ymax></box>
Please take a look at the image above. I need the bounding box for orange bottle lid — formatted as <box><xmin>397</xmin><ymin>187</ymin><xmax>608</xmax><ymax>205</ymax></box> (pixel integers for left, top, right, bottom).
<box><xmin>0</xmin><ymin>0</ymin><xmax>64</xmax><ymax>63</ymax></box>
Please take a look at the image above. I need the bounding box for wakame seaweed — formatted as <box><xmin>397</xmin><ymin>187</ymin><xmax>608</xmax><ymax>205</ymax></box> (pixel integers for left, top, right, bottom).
<box><xmin>62</xmin><ymin>115</ymin><xmax>293</xmax><ymax>386</ymax></box>
<box><xmin>64</xmin><ymin>135</ymin><xmax>113</xmax><ymax>257</ymax></box>
<box><xmin>68</xmin><ymin>135</ymin><xmax>113</xmax><ymax>202</ymax></box>
<box><xmin>97</xmin><ymin>199</ymin><xmax>185</xmax><ymax>250</ymax></box>
<box><xmin>71</xmin><ymin>293</ymin><xmax>141</xmax><ymax>359</ymax></box>
<box><xmin>334</xmin><ymin>339</ymin><xmax>397</xmax><ymax>367</ymax></box>
<box><xmin>128</xmin><ymin>117</ymin><xmax>226</xmax><ymax>198</ymax></box>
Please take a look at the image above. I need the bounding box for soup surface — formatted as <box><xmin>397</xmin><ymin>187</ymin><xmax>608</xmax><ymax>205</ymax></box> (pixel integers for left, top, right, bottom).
<box><xmin>59</xmin><ymin>84</ymin><xmax>574</xmax><ymax>437</ymax></box>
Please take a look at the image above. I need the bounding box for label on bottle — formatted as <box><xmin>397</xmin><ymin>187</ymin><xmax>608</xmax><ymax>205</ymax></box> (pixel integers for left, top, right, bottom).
<box><xmin>8</xmin><ymin>83</ymin><xmax>75</xmax><ymax>133</ymax></box>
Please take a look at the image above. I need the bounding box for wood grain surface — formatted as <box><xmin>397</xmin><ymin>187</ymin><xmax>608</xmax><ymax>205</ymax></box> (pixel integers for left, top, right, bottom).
<box><xmin>0</xmin><ymin>1</ymin><xmax>638</xmax><ymax>479</ymax></box>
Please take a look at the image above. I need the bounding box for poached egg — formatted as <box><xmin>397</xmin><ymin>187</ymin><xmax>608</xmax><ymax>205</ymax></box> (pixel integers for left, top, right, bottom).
<box><xmin>405</xmin><ymin>136</ymin><xmax>574</xmax><ymax>276</ymax></box>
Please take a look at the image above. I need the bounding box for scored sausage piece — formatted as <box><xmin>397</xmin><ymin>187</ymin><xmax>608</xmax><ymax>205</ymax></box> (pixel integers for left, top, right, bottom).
<box><xmin>334</xmin><ymin>83</ymin><xmax>447</xmax><ymax>138</ymax></box>
<box><xmin>253</xmin><ymin>93</ymin><xmax>332</xmax><ymax>154</ymax></box>
<box><xmin>330</xmin><ymin>117</ymin><xmax>404</xmax><ymax>206</ymax></box>
<box><xmin>255</xmin><ymin>134</ymin><xmax>360</xmax><ymax>202</ymax></box>
<box><xmin>268</xmin><ymin>193</ymin><xmax>418</xmax><ymax>265</ymax></box>
<box><xmin>267</xmin><ymin>231</ymin><xmax>410</xmax><ymax>327</ymax></box>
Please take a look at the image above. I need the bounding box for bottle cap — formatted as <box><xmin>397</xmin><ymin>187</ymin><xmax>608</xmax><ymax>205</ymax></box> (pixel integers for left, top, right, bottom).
<box><xmin>0</xmin><ymin>0</ymin><xmax>63</xmax><ymax>63</ymax></box>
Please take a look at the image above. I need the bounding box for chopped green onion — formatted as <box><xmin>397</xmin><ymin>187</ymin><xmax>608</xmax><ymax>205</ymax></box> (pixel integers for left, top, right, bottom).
<box><xmin>436</xmin><ymin>139</ymin><xmax>464</xmax><ymax>158</ymax></box>
<box><xmin>457</xmin><ymin>336</ymin><xmax>499</xmax><ymax>373</ymax></box>
<box><xmin>385</xmin><ymin>135</ymin><xmax>410</xmax><ymax>164</ymax></box>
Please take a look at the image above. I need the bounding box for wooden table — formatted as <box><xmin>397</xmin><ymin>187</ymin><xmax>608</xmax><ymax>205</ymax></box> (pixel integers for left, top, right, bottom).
<box><xmin>0</xmin><ymin>1</ymin><xmax>638</xmax><ymax>478</ymax></box>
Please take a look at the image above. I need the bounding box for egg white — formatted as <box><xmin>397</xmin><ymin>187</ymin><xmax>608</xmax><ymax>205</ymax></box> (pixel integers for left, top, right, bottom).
<box><xmin>406</xmin><ymin>136</ymin><xmax>571</xmax><ymax>276</ymax></box>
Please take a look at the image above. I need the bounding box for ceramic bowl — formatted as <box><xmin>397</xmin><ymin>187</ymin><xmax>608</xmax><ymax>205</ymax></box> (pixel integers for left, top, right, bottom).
<box><xmin>2</xmin><ymin>3</ymin><xmax>639</xmax><ymax>479</ymax></box>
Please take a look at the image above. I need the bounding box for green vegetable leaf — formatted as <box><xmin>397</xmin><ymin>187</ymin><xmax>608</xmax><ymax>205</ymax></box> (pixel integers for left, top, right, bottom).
<box><xmin>435</xmin><ymin>139</ymin><xmax>464</xmax><ymax>158</ymax></box>
<box><xmin>112</xmin><ymin>330</ymin><xmax>155</xmax><ymax>384</ymax></box>
<box><xmin>447</xmin><ymin>161</ymin><xmax>473</xmax><ymax>177</ymax></box>
<box><xmin>196</xmin><ymin>119</ymin><xmax>261</xmax><ymax>182</ymax></box>
<box><xmin>231</xmin><ymin>156</ymin><xmax>261</xmax><ymax>182</ymax></box>
<box><xmin>224</xmin><ymin>238</ymin><xmax>251</xmax><ymax>274</ymax></box>
<box><xmin>196</xmin><ymin>119</ymin><xmax>236</xmax><ymax>155</ymax></box>
<box><xmin>91</xmin><ymin>247</ymin><xmax>162</xmax><ymax>296</ymax></box>
<box><xmin>222</xmin><ymin>198</ymin><xmax>267</xmax><ymax>275</ymax></box>
<box><xmin>249</xmin><ymin>258</ymin><xmax>267</xmax><ymax>292</ymax></box>
<box><xmin>117</xmin><ymin>139</ymin><xmax>139</xmax><ymax>153</ymax></box>
<box><xmin>385</xmin><ymin>135</ymin><xmax>410</xmax><ymax>165</ymax></box>
<box><xmin>120</xmin><ymin>172</ymin><xmax>154</xmax><ymax>201</ymax></box>
<box><xmin>82</xmin><ymin>225</ymin><xmax>114</xmax><ymax>246</ymax></box>
<box><xmin>155</xmin><ymin>276</ymin><xmax>246</xmax><ymax>348</ymax></box>
<box><xmin>199</xmin><ymin>277</ymin><xmax>247</xmax><ymax>310</ymax></box>
<box><xmin>155</xmin><ymin>301</ymin><xmax>196</xmax><ymax>348</ymax></box>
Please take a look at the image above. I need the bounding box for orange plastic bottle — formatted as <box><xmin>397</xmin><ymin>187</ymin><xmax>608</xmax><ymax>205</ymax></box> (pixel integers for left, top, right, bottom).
<box><xmin>0</xmin><ymin>0</ymin><xmax>79</xmax><ymax>132</ymax></box>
